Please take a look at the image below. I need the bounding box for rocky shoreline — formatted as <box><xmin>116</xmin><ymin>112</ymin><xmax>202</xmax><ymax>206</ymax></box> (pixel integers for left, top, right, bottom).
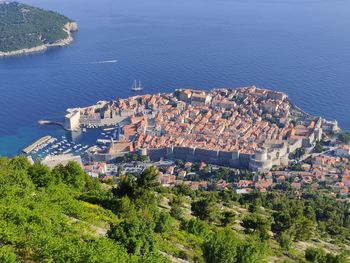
<box><xmin>0</xmin><ymin>22</ymin><xmax>78</xmax><ymax>58</ymax></box>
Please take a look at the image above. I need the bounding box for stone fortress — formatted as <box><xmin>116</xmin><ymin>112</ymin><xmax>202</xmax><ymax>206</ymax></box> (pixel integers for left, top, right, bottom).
<box><xmin>64</xmin><ymin>86</ymin><xmax>339</xmax><ymax>172</ymax></box>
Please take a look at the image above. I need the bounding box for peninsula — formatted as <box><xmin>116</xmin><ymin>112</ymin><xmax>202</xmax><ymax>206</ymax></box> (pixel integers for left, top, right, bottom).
<box><xmin>0</xmin><ymin>1</ymin><xmax>77</xmax><ymax>57</ymax></box>
<box><xmin>64</xmin><ymin>86</ymin><xmax>340</xmax><ymax>171</ymax></box>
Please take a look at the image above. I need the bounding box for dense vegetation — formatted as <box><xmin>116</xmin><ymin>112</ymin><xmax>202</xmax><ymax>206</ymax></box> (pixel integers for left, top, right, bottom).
<box><xmin>0</xmin><ymin>156</ymin><xmax>349</xmax><ymax>262</ymax></box>
<box><xmin>0</xmin><ymin>2</ymin><xmax>72</xmax><ymax>52</ymax></box>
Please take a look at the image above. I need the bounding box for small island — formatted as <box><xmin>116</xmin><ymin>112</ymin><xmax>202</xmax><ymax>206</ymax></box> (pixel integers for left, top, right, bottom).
<box><xmin>0</xmin><ymin>1</ymin><xmax>77</xmax><ymax>57</ymax></box>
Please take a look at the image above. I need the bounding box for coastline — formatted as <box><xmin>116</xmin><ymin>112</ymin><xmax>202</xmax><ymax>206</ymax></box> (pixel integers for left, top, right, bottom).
<box><xmin>0</xmin><ymin>22</ymin><xmax>78</xmax><ymax>58</ymax></box>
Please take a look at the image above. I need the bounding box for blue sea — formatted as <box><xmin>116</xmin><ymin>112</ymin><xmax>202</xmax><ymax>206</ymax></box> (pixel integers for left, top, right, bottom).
<box><xmin>1</xmin><ymin>0</ymin><xmax>350</xmax><ymax>156</ymax></box>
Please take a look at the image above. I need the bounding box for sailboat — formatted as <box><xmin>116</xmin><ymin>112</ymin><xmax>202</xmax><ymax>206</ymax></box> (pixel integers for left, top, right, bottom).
<box><xmin>131</xmin><ymin>80</ymin><xmax>143</xmax><ymax>91</ymax></box>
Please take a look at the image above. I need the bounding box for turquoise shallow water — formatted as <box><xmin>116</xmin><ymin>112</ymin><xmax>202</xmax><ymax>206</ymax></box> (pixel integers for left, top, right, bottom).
<box><xmin>1</xmin><ymin>0</ymin><xmax>350</xmax><ymax>156</ymax></box>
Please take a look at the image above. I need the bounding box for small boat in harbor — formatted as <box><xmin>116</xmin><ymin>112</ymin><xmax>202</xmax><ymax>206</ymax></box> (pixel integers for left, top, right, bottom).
<box><xmin>103</xmin><ymin>127</ymin><xmax>115</xmax><ymax>131</ymax></box>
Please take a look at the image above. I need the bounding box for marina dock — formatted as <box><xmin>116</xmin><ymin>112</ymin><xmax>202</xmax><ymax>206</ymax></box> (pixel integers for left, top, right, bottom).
<box><xmin>22</xmin><ymin>136</ymin><xmax>53</xmax><ymax>154</ymax></box>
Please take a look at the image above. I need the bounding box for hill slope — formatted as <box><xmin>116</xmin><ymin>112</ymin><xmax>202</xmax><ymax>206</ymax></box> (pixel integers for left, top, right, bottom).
<box><xmin>0</xmin><ymin>156</ymin><xmax>349</xmax><ymax>262</ymax></box>
<box><xmin>0</xmin><ymin>2</ymin><xmax>77</xmax><ymax>56</ymax></box>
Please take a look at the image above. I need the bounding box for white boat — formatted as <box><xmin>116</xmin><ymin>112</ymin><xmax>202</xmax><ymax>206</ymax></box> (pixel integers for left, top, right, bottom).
<box><xmin>131</xmin><ymin>80</ymin><xmax>143</xmax><ymax>91</ymax></box>
<box><xmin>103</xmin><ymin>127</ymin><xmax>115</xmax><ymax>131</ymax></box>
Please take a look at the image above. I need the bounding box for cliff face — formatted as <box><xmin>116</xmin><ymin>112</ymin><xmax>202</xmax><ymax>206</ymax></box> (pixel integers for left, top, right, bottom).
<box><xmin>0</xmin><ymin>22</ymin><xmax>78</xmax><ymax>57</ymax></box>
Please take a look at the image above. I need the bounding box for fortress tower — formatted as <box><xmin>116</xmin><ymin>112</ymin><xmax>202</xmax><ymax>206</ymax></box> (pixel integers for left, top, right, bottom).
<box><xmin>249</xmin><ymin>148</ymin><xmax>272</xmax><ymax>172</ymax></box>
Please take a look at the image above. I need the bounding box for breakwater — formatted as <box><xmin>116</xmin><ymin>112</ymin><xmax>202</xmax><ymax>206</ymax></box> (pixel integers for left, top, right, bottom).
<box><xmin>22</xmin><ymin>136</ymin><xmax>52</xmax><ymax>154</ymax></box>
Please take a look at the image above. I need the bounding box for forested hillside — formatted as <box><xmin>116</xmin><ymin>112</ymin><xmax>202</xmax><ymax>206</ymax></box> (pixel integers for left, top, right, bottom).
<box><xmin>0</xmin><ymin>2</ymin><xmax>72</xmax><ymax>52</ymax></box>
<box><xmin>0</xmin><ymin>156</ymin><xmax>349</xmax><ymax>262</ymax></box>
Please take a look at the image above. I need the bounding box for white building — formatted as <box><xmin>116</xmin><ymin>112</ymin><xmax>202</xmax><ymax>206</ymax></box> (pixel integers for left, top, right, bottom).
<box><xmin>41</xmin><ymin>154</ymin><xmax>83</xmax><ymax>169</ymax></box>
<box><xmin>65</xmin><ymin>108</ymin><xmax>81</xmax><ymax>131</ymax></box>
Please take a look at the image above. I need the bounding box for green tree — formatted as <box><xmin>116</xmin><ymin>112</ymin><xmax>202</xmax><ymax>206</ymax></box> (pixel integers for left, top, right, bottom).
<box><xmin>294</xmin><ymin>216</ymin><xmax>315</xmax><ymax>241</ymax></box>
<box><xmin>220</xmin><ymin>211</ymin><xmax>236</xmax><ymax>227</ymax></box>
<box><xmin>236</xmin><ymin>239</ymin><xmax>262</xmax><ymax>263</ymax></box>
<box><xmin>137</xmin><ymin>166</ymin><xmax>159</xmax><ymax>190</ymax></box>
<box><xmin>9</xmin><ymin>157</ymin><xmax>31</xmax><ymax>171</ymax></box>
<box><xmin>170</xmin><ymin>204</ymin><xmax>183</xmax><ymax>220</ymax></box>
<box><xmin>107</xmin><ymin>218</ymin><xmax>157</xmax><ymax>256</ymax></box>
<box><xmin>248</xmin><ymin>198</ymin><xmax>262</xmax><ymax>213</ymax></box>
<box><xmin>305</xmin><ymin>248</ymin><xmax>327</xmax><ymax>263</ymax></box>
<box><xmin>202</xmin><ymin>229</ymin><xmax>238</xmax><ymax>263</ymax></box>
<box><xmin>52</xmin><ymin>161</ymin><xmax>86</xmax><ymax>190</ymax></box>
<box><xmin>172</xmin><ymin>183</ymin><xmax>194</xmax><ymax>197</ymax></box>
<box><xmin>115</xmin><ymin>196</ymin><xmax>137</xmax><ymax>219</ymax></box>
<box><xmin>28</xmin><ymin>162</ymin><xmax>53</xmax><ymax>187</ymax></box>
<box><xmin>0</xmin><ymin>246</ymin><xmax>18</xmax><ymax>263</ymax></box>
<box><xmin>276</xmin><ymin>231</ymin><xmax>293</xmax><ymax>250</ymax></box>
<box><xmin>192</xmin><ymin>194</ymin><xmax>218</xmax><ymax>222</ymax></box>
<box><xmin>185</xmin><ymin>218</ymin><xmax>209</xmax><ymax>237</ymax></box>
<box><xmin>326</xmin><ymin>253</ymin><xmax>348</xmax><ymax>263</ymax></box>
<box><xmin>155</xmin><ymin>212</ymin><xmax>172</xmax><ymax>233</ymax></box>
<box><xmin>112</xmin><ymin>175</ymin><xmax>137</xmax><ymax>200</ymax></box>
<box><xmin>169</xmin><ymin>195</ymin><xmax>184</xmax><ymax>220</ymax></box>
<box><xmin>241</xmin><ymin>213</ymin><xmax>271</xmax><ymax>241</ymax></box>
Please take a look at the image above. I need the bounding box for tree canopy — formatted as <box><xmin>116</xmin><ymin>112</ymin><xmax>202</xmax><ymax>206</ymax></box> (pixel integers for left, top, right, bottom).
<box><xmin>0</xmin><ymin>2</ymin><xmax>72</xmax><ymax>52</ymax></box>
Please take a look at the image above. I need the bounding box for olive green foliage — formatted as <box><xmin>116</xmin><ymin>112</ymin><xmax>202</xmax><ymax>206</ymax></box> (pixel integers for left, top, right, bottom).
<box><xmin>137</xmin><ymin>166</ymin><xmax>160</xmax><ymax>190</ymax></box>
<box><xmin>155</xmin><ymin>212</ymin><xmax>173</xmax><ymax>233</ymax></box>
<box><xmin>220</xmin><ymin>210</ymin><xmax>236</xmax><ymax>226</ymax></box>
<box><xmin>107</xmin><ymin>218</ymin><xmax>157</xmax><ymax>256</ymax></box>
<box><xmin>241</xmin><ymin>213</ymin><xmax>271</xmax><ymax>241</ymax></box>
<box><xmin>112</xmin><ymin>166</ymin><xmax>160</xmax><ymax>200</ymax></box>
<box><xmin>276</xmin><ymin>231</ymin><xmax>293</xmax><ymax>251</ymax></box>
<box><xmin>0</xmin><ymin>157</ymin><xmax>129</xmax><ymax>262</ymax></box>
<box><xmin>183</xmin><ymin>218</ymin><xmax>209</xmax><ymax>237</ymax></box>
<box><xmin>0</xmin><ymin>245</ymin><xmax>18</xmax><ymax>263</ymax></box>
<box><xmin>52</xmin><ymin>161</ymin><xmax>91</xmax><ymax>190</ymax></box>
<box><xmin>202</xmin><ymin>229</ymin><xmax>238</xmax><ymax>263</ymax></box>
<box><xmin>0</xmin><ymin>2</ymin><xmax>72</xmax><ymax>52</ymax></box>
<box><xmin>191</xmin><ymin>193</ymin><xmax>218</xmax><ymax>222</ymax></box>
<box><xmin>269</xmin><ymin>194</ymin><xmax>319</xmax><ymax>242</ymax></box>
<box><xmin>305</xmin><ymin>248</ymin><xmax>347</xmax><ymax>263</ymax></box>
<box><xmin>202</xmin><ymin>229</ymin><xmax>264</xmax><ymax>263</ymax></box>
<box><xmin>1</xmin><ymin>156</ymin><xmax>349</xmax><ymax>262</ymax></box>
<box><xmin>28</xmin><ymin>162</ymin><xmax>52</xmax><ymax>187</ymax></box>
<box><xmin>169</xmin><ymin>195</ymin><xmax>184</xmax><ymax>220</ymax></box>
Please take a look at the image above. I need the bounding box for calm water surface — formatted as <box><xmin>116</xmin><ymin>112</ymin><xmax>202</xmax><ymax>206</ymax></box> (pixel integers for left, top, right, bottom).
<box><xmin>1</xmin><ymin>0</ymin><xmax>350</xmax><ymax>156</ymax></box>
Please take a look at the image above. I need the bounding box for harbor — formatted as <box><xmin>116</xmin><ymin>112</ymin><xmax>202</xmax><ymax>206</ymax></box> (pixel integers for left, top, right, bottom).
<box><xmin>21</xmin><ymin>124</ymin><xmax>122</xmax><ymax>162</ymax></box>
<box><xmin>22</xmin><ymin>136</ymin><xmax>53</xmax><ymax>154</ymax></box>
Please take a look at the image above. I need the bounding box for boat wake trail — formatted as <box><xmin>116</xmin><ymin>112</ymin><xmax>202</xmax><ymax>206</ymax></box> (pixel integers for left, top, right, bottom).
<box><xmin>89</xmin><ymin>60</ymin><xmax>118</xmax><ymax>64</ymax></box>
